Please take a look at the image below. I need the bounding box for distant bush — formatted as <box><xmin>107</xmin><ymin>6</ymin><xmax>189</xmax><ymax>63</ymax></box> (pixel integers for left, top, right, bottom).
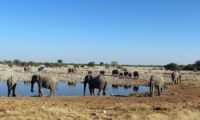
<box><xmin>183</xmin><ymin>64</ymin><xmax>194</xmax><ymax>71</ymax></box>
<box><xmin>164</xmin><ymin>63</ymin><xmax>179</xmax><ymax>71</ymax></box>
<box><xmin>104</xmin><ymin>64</ymin><xmax>110</xmax><ymax>68</ymax></box>
<box><xmin>111</xmin><ymin>61</ymin><xmax>118</xmax><ymax>67</ymax></box>
<box><xmin>99</xmin><ymin>62</ymin><xmax>104</xmax><ymax>66</ymax></box>
<box><xmin>57</xmin><ymin>59</ymin><xmax>63</xmax><ymax>64</ymax></box>
<box><xmin>13</xmin><ymin>59</ymin><xmax>22</xmax><ymax>66</ymax></box>
<box><xmin>88</xmin><ymin>62</ymin><xmax>95</xmax><ymax>67</ymax></box>
<box><xmin>73</xmin><ymin>64</ymin><xmax>79</xmax><ymax>68</ymax></box>
<box><xmin>117</xmin><ymin>65</ymin><xmax>122</xmax><ymax>69</ymax></box>
<box><xmin>81</xmin><ymin>64</ymin><xmax>85</xmax><ymax>68</ymax></box>
<box><xmin>194</xmin><ymin>60</ymin><xmax>200</xmax><ymax>71</ymax></box>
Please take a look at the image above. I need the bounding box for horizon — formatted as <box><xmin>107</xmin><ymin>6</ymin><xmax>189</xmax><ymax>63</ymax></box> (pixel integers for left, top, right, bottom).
<box><xmin>0</xmin><ymin>0</ymin><xmax>199</xmax><ymax>65</ymax></box>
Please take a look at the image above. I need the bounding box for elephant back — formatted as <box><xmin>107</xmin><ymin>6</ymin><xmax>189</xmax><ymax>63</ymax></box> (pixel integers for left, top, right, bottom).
<box><xmin>172</xmin><ymin>72</ymin><xmax>180</xmax><ymax>80</ymax></box>
<box><xmin>150</xmin><ymin>74</ymin><xmax>164</xmax><ymax>87</ymax></box>
<box><xmin>40</xmin><ymin>76</ymin><xmax>57</xmax><ymax>89</ymax></box>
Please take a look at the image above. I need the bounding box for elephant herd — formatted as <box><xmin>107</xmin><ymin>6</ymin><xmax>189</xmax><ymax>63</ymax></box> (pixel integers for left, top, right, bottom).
<box><xmin>5</xmin><ymin>70</ymin><xmax>181</xmax><ymax>97</ymax></box>
<box><xmin>112</xmin><ymin>69</ymin><xmax>139</xmax><ymax>79</ymax></box>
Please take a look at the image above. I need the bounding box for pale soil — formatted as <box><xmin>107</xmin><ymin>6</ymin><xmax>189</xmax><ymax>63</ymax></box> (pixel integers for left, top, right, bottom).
<box><xmin>0</xmin><ymin>64</ymin><xmax>200</xmax><ymax>86</ymax></box>
<box><xmin>0</xmin><ymin>83</ymin><xmax>200</xmax><ymax>120</ymax></box>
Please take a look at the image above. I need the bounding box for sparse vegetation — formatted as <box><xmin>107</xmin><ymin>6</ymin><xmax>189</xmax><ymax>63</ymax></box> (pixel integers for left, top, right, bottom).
<box><xmin>111</xmin><ymin>61</ymin><xmax>119</xmax><ymax>67</ymax></box>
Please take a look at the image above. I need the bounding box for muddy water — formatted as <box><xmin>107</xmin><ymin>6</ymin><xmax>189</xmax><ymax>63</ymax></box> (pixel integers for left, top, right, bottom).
<box><xmin>0</xmin><ymin>81</ymin><xmax>149</xmax><ymax>96</ymax></box>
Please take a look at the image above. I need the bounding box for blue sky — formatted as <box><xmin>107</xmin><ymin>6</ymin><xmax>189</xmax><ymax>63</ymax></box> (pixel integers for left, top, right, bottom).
<box><xmin>0</xmin><ymin>0</ymin><xmax>199</xmax><ymax>65</ymax></box>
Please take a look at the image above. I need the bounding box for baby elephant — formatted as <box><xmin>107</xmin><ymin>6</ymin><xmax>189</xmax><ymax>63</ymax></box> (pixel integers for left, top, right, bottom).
<box><xmin>149</xmin><ymin>74</ymin><xmax>165</xmax><ymax>97</ymax></box>
<box><xmin>7</xmin><ymin>76</ymin><xmax>17</xmax><ymax>97</ymax></box>
<box><xmin>171</xmin><ymin>71</ymin><xmax>181</xmax><ymax>85</ymax></box>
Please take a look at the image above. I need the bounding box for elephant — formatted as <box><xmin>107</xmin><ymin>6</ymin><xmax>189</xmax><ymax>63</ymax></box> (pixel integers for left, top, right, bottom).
<box><xmin>171</xmin><ymin>71</ymin><xmax>181</xmax><ymax>85</ymax></box>
<box><xmin>119</xmin><ymin>72</ymin><xmax>124</xmax><ymax>78</ymax></box>
<box><xmin>133</xmin><ymin>71</ymin><xmax>139</xmax><ymax>79</ymax></box>
<box><xmin>68</xmin><ymin>68</ymin><xmax>75</xmax><ymax>74</ymax></box>
<box><xmin>128</xmin><ymin>73</ymin><xmax>133</xmax><ymax>78</ymax></box>
<box><xmin>38</xmin><ymin>67</ymin><xmax>45</xmax><ymax>72</ymax></box>
<box><xmin>24</xmin><ymin>66</ymin><xmax>31</xmax><ymax>72</ymax></box>
<box><xmin>149</xmin><ymin>74</ymin><xmax>165</xmax><ymax>97</ymax></box>
<box><xmin>112</xmin><ymin>69</ymin><xmax>119</xmax><ymax>77</ymax></box>
<box><xmin>100</xmin><ymin>71</ymin><xmax>105</xmax><ymax>75</ymax></box>
<box><xmin>123</xmin><ymin>71</ymin><xmax>129</xmax><ymax>78</ymax></box>
<box><xmin>83</xmin><ymin>74</ymin><xmax>107</xmax><ymax>96</ymax></box>
<box><xmin>31</xmin><ymin>75</ymin><xmax>58</xmax><ymax>97</ymax></box>
<box><xmin>7</xmin><ymin>76</ymin><xmax>17</xmax><ymax>97</ymax></box>
<box><xmin>133</xmin><ymin>85</ymin><xmax>139</xmax><ymax>92</ymax></box>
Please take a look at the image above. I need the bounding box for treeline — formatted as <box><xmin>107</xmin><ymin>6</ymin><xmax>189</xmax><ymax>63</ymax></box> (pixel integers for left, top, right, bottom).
<box><xmin>0</xmin><ymin>59</ymin><xmax>162</xmax><ymax>68</ymax></box>
<box><xmin>164</xmin><ymin>60</ymin><xmax>200</xmax><ymax>71</ymax></box>
<box><xmin>1</xmin><ymin>59</ymin><xmax>200</xmax><ymax>71</ymax></box>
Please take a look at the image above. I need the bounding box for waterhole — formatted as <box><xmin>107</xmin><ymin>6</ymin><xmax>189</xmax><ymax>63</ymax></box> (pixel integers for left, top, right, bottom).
<box><xmin>0</xmin><ymin>81</ymin><xmax>149</xmax><ymax>96</ymax></box>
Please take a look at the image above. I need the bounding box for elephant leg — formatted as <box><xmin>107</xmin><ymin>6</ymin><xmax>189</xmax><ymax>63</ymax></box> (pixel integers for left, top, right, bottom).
<box><xmin>157</xmin><ymin>87</ymin><xmax>161</xmax><ymax>96</ymax></box>
<box><xmin>89</xmin><ymin>88</ymin><xmax>93</xmax><ymax>96</ymax></box>
<box><xmin>97</xmin><ymin>89</ymin><xmax>101</xmax><ymax>96</ymax></box>
<box><xmin>38</xmin><ymin>87</ymin><xmax>43</xmax><ymax>97</ymax></box>
<box><xmin>152</xmin><ymin>86</ymin><xmax>154</xmax><ymax>97</ymax></box>
<box><xmin>12</xmin><ymin>84</ymin><xmax>17</xmax><ymax>97</ymax></box>
<box><xmin>8</xmin><ymin>88</ymin><xmax>11</xmax><ymax>97</ymax></box>
<box><xmin>50</xmin><ymin>89</ymin><xmax>53</xmax><ymax>96</ymax></box>
<box><xmin>93</xmin><ymin>89</ymin><xmax>95</xmax><ymax>96</ymax></box>
<box><xmin>103</xmin><ymin>88</ymin><xmax>106</xmax><ymax>95</ymax></box>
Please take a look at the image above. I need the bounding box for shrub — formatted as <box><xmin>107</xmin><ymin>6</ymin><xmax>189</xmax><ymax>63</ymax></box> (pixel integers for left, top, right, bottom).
<box><xmin>164</xmin><ymin>63</ymin><xmax>178</xmax><ymax>71</ymax></box>
<box><xmin>88</xmin><ymin>62</ymin><xmax>95</xmax><ymax>67</ymax></box>
<box><xmin>57</xmin><ymin>59</ymin><xmax>63</xmax><ymax>64</ymax></box>
<box><xmin>104</xmin><ymin>64</ymin><xmax>110</xmax><ymax>68</ymax></box>
<box><xmin>194</xmin><ymin>60</ymin><xmax>200</xmax><ymax>71</ymax></box>
<box><xmin>99</xmin><ymin>62</ymin><xmax>104</xmax><ymax>66</ymax></box>
<box><xmin>111</xmin><ymin>61</ymin><xmax>118</xmax><ymax>67</ymax></box>
<box><xmin>183</xmin><ymin>64</ymin><xmax>194</xmax><ymax>71</ymax></box>
<box><xmin>13</xmin><ymin>59</ymin><xmax>22</xmax><ymax>66</ymax></box>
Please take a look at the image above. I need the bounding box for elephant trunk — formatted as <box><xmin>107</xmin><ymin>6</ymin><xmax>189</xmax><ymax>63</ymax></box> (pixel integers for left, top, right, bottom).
<box><xmin>83</xmin><ymin>82</ymin><xmax>87</xmax><ymax>96</ymax></box>
<box><xmin>31</xmin><ymin>81</ymin><xmax>35</xmax><ymax>92</ymax></box>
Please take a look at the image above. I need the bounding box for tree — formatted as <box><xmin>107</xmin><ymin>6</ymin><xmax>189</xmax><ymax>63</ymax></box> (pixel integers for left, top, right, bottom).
<box><xmin>111</xmin><ymin>61</ymin><xmax>118</xmax><ymax>67</ymax></box>
<box><xmin>164</xmin><ymin>63</ymin><xmax>178</xmax><ymax>71</ymax></box>
<box><xmin>195</xmin><ymin>60</ymin><xmax>200</xmax><ymax>71</ymax></box>
<box><xmin>99</xmin><ymin>62</ymin><xmax>104</xmax><ymax>66</ymax></box>
<box><xmin>57</xmin><ymin>59</ymin><xmax>63</xmax><ymax>64</ymax></box>
<box><xmin>183</xmin><ymin>64</ymin><xmax>194</xmax><ymax>71</ymax></box>
<box><xmin>88</xmin><ymin>62</ymin><xmax>95</xmax><ymax>67</ymax></box>
<box><xmin>13</xmin><ymin>59</ymin><xmax>21</xmax><ymax>66</ymax></box>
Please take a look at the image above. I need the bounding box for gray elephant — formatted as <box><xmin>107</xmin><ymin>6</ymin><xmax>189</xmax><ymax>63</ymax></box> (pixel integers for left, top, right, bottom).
<box><xmin>31</xmin><ymin>75</ymin><xmax>58</xmax><ymax>97</ymax></box>
<box><xmin>149</xmin><ymin>74</ymin><xmax>165</xmax><ymax>96</ymax></box>
<box><xmin>7</xmin><ymin>76</ymin><xmax>17</xmax><ymax>97</ymax></box>
<box><xmin>112</xmin><ymin>69</ymin><xmax>119</xmax><ymax>77</ymax></box>
<box><xmin>83</xmin><ymin>74</ymin><xmax>107</xmax><ymax>96</ymax></box>
<box><xmin>171</xmin><ymin>71</ymin><xmax>181</xmax><ymax>85</ymax></box>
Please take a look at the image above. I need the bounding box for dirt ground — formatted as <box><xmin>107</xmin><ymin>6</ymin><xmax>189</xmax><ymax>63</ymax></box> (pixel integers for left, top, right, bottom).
<box><xmin>0</xmin><ymin>83</ymin><xmax>200</xmax><ymax>120</ymax></box>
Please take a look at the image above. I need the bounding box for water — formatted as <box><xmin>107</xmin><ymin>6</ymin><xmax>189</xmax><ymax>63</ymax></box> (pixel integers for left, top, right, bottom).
<box><xmin>0</xmin><ymin>81</ymin><xmax>149</xmax><ymax>96</ymax></box>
